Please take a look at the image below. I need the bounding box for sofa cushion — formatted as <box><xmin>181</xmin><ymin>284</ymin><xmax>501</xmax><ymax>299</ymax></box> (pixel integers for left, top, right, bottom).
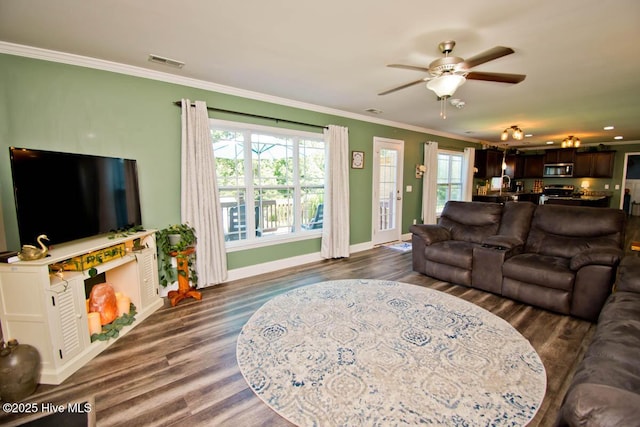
<box><xmin>570</xmin><ymin>247</ymin><xmax>624</xmax><ymax>270</ymax></box>
<box><xmin>503</xmin><ymin>253</ymin><xmax>574</xmax><ymax>291</ymax></box>
<box><xmin>589</xmin><ymin>291</ymin><xmax>640</xmax><ymax>369</ymax></box>
<box><xmin>559</xmin><ymin>383</ymin><xmax>640</xmax><ymax>427</ymax></box>
<box><xmin>556</xmin><ymin>259</ymin><xmax>640</xmax><ymax>427</ymax></box>
<box><xmin>524</xmin><ymin>205</ymin><xmax>626</xmax><ymax>258</ymax></box>
<box><xmin>497</xmin><ymin>201</ymin><xmax>536</xmax><ymax>242</ymax></box>
<box><xmin>562</xmin><ymin>291</ymin><xmax>640</xmax><ymax>411</ymax></box>
<box><xmin>617</xmin><ymin>256</ymin><xmax>640</xmax><ymax>293</ymax></box>
<box><xmin>423</xmin><ymin>240</ymin><xmax>476</xmax><ymax>270</ymax></box>
<box><xmin>438</xmin><ymin>201</ymin><xmax>502</xmax><ymax>244</ymax></box>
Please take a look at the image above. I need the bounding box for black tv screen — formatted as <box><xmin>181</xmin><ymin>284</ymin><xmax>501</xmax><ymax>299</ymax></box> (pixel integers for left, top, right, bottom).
<box><xmin>10</xmin><ymin>147</ymin><xmax>142</xmax><ymax>247</ymax></box>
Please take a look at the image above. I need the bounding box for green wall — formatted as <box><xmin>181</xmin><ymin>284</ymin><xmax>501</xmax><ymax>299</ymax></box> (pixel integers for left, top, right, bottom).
<box><xmin>0</xmin><ymin>53</ymin><xmax>475</xmax><ymax>269</ymax></box>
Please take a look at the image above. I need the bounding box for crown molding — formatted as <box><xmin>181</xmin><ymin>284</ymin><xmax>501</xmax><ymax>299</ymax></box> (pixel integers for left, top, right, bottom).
<box><xmin>0</xmin><ymin>41</ymin><xmax>481</xmax><ymax>144</ymax></box>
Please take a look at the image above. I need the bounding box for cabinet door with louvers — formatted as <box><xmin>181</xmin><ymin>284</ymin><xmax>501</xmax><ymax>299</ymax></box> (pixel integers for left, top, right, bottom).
<box><xmin>138</xmin><ymin>248</ymin><xmax>160</xmax><ymax>309</ymax></box>
<box><xmin>47</xmin><ymin>276</ymin><xmax>88</xmax><ymax>364</ymax></box>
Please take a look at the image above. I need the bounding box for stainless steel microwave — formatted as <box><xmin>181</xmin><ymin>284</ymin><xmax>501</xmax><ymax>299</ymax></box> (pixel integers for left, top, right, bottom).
<box><xmin>543</xmin><ymin>163</ymin><xmax>574</xmax><ymax>177</ymax></box>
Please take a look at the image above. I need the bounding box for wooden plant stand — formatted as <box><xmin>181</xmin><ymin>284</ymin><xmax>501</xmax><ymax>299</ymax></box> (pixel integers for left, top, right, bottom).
<box><xmin>167</xmin><ymin>247</ymin><xmax>202</xmax><ymax>306</ymax></box>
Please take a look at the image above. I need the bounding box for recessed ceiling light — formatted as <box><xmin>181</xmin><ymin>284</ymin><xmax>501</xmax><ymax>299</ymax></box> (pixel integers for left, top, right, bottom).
<box><xmin>604</xmin><ymin>126</ymin><xmax>615</xmax><ymax>130</ymax></box>
<box><xmin>546</xmin><ymin>141</ymin><xmax>554</xmax><ymax>145</ymax></box>
<box><xmin>525</xmin><ymin>134</ymin><xmax>533</xmax><ymax>137</ymax></box>
<box><xmin>614</xmin><ymin>136</ymin><xmax>624</xmax><ymax>140</ymax></box>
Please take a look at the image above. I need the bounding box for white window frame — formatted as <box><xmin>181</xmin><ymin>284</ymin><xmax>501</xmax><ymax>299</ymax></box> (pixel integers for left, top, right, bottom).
<box><xmin>436</xmin><ymin>149</ymin><xmax>464</xmax><ymax>216</ymax></box>
<box><xmin>210</xmin><ymin>119</ymin><xmax>325</xmax><ymax>252</ymax></box>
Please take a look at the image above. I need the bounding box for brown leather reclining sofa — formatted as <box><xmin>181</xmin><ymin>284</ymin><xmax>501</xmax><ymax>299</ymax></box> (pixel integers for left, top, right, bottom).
<box><xmin>410</xmin><ymin>201</ymin><xmax>627</xmax><ymax>321</ymax></box>
<box><xmin>555</xmin><ymin>256</ymin><xmax>640</xmax><ymax>426</ymax></box>
<box><xmin>556</xmin><ymin>255</ymin><xmax>640</xmax><ymax>427</ymax></box>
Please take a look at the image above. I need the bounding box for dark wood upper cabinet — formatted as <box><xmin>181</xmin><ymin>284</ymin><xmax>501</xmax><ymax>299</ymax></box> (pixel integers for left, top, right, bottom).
<box><xmin>575</xmin><ymin>151</ymin><xmax>615</xmax><ymax>178</ymax></box>
<box><xmin>474</xmin><ymin>149</ymin><xmax>503</xmax><ymax>178</ymax></box>
<box><xmin>544</xmin><ymin>148</ymin><xmax>576</xmax><ymax>164</ymax></box>
<box><xmin>522</xmin><ymin>154</ymin><xmax>544</xmax><ymax>178</ymax></box>
<box><xmin>505</xmin><ymin>154</ymin><xmax>522</xmax><ymax>178</ymax></box>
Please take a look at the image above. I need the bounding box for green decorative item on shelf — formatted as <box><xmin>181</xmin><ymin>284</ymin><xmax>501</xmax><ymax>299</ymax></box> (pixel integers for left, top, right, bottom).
<box><xmin>90</xmin><ymin>303</ymin><xmax>137</xmax><ymax>342</ymax></box>
<box><xmin>156</xmin><ymin>224</ymin><xmax>198</xmax><ymax>288</ymax></box>
<box><xmin>108</xmin><ymin>225</ymin><xmax>144</xmax><ymax>239</ymax></box>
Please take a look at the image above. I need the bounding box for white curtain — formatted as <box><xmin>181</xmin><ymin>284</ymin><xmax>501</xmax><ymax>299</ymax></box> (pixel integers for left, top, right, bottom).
<box><xmin>462</xmin><ymin>147</ymin><xmax>476</xmax><ymax>201</ymax></box>
<box><xmin>321</xmin><ymin>125</ymin><xmax>350</xmax><ymax>259</ymax></box>
<box><xmin>181</xmin><ymin>99</ymin><xmax>228</xmax><ymax>286</ymax></box>
<box><xmin>421</xmin><ymin>141</ymin><xmax>439</xmax><ymax>224</ymax></box>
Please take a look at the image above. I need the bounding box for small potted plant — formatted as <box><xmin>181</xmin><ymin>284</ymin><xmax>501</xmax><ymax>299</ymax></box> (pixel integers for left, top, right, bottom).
<box><xmin>156</xmin><ymin>224</ymin><xmax>198</xmax><ymax>288</ymax></box>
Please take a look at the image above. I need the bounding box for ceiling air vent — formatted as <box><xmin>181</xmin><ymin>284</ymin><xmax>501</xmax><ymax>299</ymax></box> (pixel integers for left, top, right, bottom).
<box><xmin>365</xmin><ymin>108</ymin><xmax>383</xmax><ymax>114</ymax></box>
<box><xmin>148</xmin><ymin>54</ymin><xmax>185</xmax><ymax>69</ymax></box>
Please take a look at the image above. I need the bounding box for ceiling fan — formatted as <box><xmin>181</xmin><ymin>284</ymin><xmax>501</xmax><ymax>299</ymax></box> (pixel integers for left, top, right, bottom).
<box><xmin>379</xmin><ymin>40</ymin><xmax>526</xmax><ymax>99</ymax></box>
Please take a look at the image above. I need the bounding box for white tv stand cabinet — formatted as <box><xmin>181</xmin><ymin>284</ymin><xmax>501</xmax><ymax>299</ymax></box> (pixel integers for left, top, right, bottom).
<box><xmin>0</xmin><ymin>230</ymin><xmax>163</xmax><ymax>385</ymax></box>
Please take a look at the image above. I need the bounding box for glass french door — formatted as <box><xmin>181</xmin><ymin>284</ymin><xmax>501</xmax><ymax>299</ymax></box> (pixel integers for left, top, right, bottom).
<box><xmin>372</xmin><ymin>137</ymin><xmax>404</xmax><ymax>245</ymax></box>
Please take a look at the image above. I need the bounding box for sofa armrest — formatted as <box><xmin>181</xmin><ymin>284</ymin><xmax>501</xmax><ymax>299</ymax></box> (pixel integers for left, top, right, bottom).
<box><xmin>558</xmin><ymin>383</ymin><xmax>640</xmax><ymax>427</ymax></box>
<box><xmin>409</xmin><ymin>224</ymin><xmax>451</xmax><ymax>246</ymax></box>
<box><xmin>569</xmin><ymin>248</ymin><xmax>623</xmax><ymax>271</ymax></box>
<box><xmin>481</xmin><ymin>235</ymin><xmax>524</xmax><ymax>250</ymax></box>
<box><xmin>616</xmin><ymin>256</ymin><xmax>640</xmax><ymax>293</ymax></box>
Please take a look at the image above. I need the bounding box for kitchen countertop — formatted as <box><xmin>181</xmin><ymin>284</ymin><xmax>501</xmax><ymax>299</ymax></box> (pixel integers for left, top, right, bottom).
<box><xmin>472</xmin><ymin>192</ymin><xmax>610</xmax><ymax>207</ymax></box>
<box><xmin>472</xmin><ymin>192</ymin><xmax>540</xmax><ymax>203</ymax></box>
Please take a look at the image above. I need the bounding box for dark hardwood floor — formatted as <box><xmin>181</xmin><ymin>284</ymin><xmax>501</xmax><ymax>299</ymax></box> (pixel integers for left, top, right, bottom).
<box><xmin>3</xmin><ymin>215</ymin><xmax>638</xmax><ymax>427</ymax></box>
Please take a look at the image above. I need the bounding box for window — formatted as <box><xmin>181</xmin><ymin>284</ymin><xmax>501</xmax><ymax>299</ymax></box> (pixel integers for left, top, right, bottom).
<box><xmin>210</xmin><ymin>120</ymin><xmax>325</xmax><ymax>247</ymax></box>
<box><xmin>436</xmin><ymin>151</ymin><xmax>463</xmax><ymax>214</ymax></box>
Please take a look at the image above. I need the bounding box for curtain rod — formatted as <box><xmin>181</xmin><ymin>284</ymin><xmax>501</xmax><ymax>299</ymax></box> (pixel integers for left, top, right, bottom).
<box><xmin>173</xmin><ymin>101</ymin><xmax>328</xmax><ymax>130</ymax></box>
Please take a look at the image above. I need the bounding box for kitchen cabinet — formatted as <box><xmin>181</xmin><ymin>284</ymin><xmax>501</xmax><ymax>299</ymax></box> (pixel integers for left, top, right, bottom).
<box><xmin>574</xmin><ymin>151</ymin><xmax>615</xmax><ymax>178</ymax></box>
<box><xmin>505</xmin><ymin>154</ymin><xmax>523</xmax><ymax>178</ymax></box>
<box><xmin>521</xmin><ymin>154</ymin><xmax>544</xmax><ymax>178</ymax></box>
<box><xmin>474</xmin><ymin>149</ymin><xmax>503</xmax><ymax>178</ymax></box>
<box><xmin>544</xmin><ymin>148</ymin><xmax>576</xmax><ymax>164</ymax></box>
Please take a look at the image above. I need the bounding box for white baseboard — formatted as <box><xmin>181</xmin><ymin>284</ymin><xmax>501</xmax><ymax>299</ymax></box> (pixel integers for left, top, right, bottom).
<box><xmin>223</xmin><ymin>241</ymin><xmax>374</xmax><ymax>283</ymax></box>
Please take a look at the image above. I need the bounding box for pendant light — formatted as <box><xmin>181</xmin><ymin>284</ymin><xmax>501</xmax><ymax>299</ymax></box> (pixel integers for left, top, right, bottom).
<box><xmin>561</xmin><ymin>135</ymin><xmax>581</xmax><ymax>148</ymax></box>
<box><xmin>500</xmin><ymin>125</ymin><xmax>524</xmax><ymax>141</ymax></box>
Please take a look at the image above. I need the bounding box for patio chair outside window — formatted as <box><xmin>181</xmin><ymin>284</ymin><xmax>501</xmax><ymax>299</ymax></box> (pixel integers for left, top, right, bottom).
<box><xmin>302</xmin><ymin>203</ymin><xmax>323</xmax><ymax>230</ymax></box>
<box><xmin>227</xmin><ymin>205</ymin><xmax>262</xmax><ymax>240</ymax></box>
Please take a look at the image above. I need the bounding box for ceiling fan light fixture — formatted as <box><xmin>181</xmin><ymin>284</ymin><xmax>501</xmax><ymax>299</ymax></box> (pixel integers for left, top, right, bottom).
<box><xmin>426</xmin><ymin>74</ymin><xmax>466</xmax><ymax>98</ymax></box>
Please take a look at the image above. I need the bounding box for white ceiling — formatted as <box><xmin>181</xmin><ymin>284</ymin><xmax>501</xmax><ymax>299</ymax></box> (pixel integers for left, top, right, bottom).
<box><xmin>1</xmin><ymin>0</ymin><xmax>639</xmax><ymax>148</ymax></box>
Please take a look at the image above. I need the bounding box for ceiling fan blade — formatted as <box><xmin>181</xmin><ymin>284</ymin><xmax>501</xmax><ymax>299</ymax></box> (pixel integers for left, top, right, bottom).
<box><xmin>378</xmin><ymin>78</ymin><xmax>427</xmax><ymax>95</ymax></box>
<box><xmin>466</xmin><ymin>71</ymin><xmax>526</xmax><ymax>84</ymax></box>
<box><xmin>463</xmin><ymin>46</ymin><xmax>515</xmax><ymax>69</ymax></box>
<box><xmin>387</xmin><ymin>64</ymin><xmax>431</xmax><ymax>73</ymax></box>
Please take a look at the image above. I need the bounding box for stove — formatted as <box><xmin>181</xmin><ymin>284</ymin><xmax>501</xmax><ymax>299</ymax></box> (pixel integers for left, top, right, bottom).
<box><xmin>543</xmin><ymin>185</ymin><xmax>575</xmax><ymax>197</ymax></box>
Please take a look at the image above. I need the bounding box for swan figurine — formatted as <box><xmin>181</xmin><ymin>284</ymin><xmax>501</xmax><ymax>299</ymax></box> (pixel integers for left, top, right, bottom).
<box><xmin>18</xmin><ymin>234</ymin><xmax>50</xmax><ymax>261</ymax></box>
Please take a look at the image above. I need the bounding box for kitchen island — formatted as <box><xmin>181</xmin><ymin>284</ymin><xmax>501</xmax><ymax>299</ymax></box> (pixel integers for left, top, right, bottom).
<box><xmin>472</xmin><ymin>192</ymin><xmax>541</xmax><ymax>204</ymax></box>
<box><xmin>542</xmin><ymin>195</ymin><xmax>611</xmax><ymax>207</ymax></box>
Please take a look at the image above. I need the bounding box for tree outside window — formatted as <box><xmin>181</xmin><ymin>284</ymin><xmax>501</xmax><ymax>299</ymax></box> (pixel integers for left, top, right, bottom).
<box><xmin>210</xmin><ymin>121</ymin><xmax>325</xmax><ymax>244</ymax></box>
<box><xmin>436</xmin><ymin>152</ymin><xmax>463</xmax><ymax>215</ymax></box>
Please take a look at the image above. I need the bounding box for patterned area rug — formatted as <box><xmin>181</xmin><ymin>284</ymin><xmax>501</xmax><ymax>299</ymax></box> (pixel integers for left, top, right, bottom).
<box><xmin>236</xmin><ymin>280</ymin><xmax>546</xmax><ymax>426</ymax></box>
<box><xmin>383</xmin><ymin>241</ymin><xmax>412</xmax><ymax>252</ymax></box>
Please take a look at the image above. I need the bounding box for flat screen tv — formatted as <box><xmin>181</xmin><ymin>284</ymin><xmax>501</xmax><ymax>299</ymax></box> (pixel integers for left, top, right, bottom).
<box><xmin>9</xmin><ymin>147</ymin><xmax>143</xmax><ymax>247</ymax></box>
